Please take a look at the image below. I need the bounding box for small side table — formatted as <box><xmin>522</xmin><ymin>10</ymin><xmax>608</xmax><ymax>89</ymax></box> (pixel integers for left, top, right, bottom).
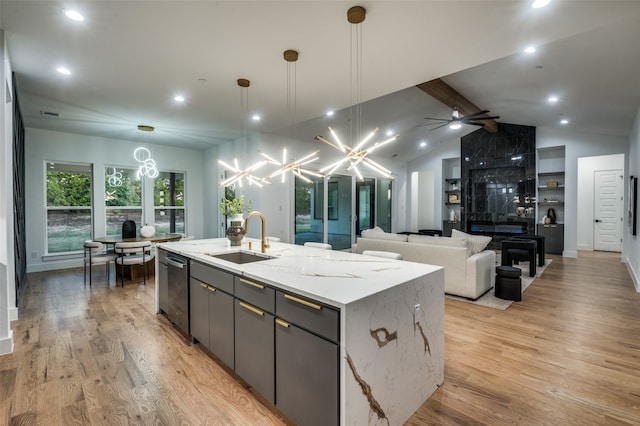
<box><xmin>495</xmin><ymin>266</ymin><xmax>522</xmax><ymax>301</ymax></box>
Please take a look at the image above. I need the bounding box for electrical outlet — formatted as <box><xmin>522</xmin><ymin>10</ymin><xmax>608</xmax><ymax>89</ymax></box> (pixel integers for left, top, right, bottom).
<box><xmin>414</xmin><ymin>303</ymin><xmax>421</xmax><ymax>324</ymax></box>
<box><xmin>31</xmin><ymin>252</ymin><xmax>37</xmax><ymax>259</ymax></box>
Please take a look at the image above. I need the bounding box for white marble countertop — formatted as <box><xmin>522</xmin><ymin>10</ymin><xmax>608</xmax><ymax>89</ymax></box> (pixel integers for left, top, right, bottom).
<box><xmin>157</xmin><ymin>238</ymin><xmax>442</xmax><ymax>309</ymax></box>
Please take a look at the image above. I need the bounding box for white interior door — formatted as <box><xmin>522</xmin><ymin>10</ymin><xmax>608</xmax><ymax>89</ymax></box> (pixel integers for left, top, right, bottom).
<box><xmin>594</xmin><ymin>170</ymin><xmax>623</xmax><ymax>252</ymax></box>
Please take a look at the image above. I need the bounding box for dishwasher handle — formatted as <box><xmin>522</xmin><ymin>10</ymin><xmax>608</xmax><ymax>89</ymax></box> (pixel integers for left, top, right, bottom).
<box><xmin>166</xmin><ymin>256</ymin><xmax>187</xmax><ymax>268</ymax></box>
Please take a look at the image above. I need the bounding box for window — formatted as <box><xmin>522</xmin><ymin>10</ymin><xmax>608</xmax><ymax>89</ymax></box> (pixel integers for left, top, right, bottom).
<box><xmin>154</xmin><ymin>171</ymin><xmax>185</xmax><ymax>234</ymax></box>
<box><xmin>46</xmin><ymin>162</ymin><xmax>92</xmax><ymax>254</ymax></box>
<box><xmin>105</xmin><ymin>167</ymin><xmax>142</xmax><ymax>237</ymax></box>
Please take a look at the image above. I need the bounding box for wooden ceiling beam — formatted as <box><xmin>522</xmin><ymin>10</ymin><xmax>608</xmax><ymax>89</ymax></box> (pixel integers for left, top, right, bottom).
<box><xmin>416</xmin><ymin>78</ymin><xmax>499</xmax><ymax>133</ymax></box>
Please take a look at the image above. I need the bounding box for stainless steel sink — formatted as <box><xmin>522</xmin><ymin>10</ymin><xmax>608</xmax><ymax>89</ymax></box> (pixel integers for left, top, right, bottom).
<box><xmin>207</xmin><ymin>251</ymin><xmax>274</xmax><ymax>264</ymax></box>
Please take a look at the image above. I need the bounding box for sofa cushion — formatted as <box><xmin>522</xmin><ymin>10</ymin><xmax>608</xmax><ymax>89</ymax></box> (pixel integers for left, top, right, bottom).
<box><xmin>361</xmin><ymin>228</ymin><xmax>408</xmax><ymax>242</ymax></box>
<box><xmin>408</xmin><ymin>234</ymin><xmax>468</xmax><ymax>248</ymax></box>
<box><xmin>451</xmin><ymin>229</ymin><xmax>492</xmax><ymax>254</ymax></box>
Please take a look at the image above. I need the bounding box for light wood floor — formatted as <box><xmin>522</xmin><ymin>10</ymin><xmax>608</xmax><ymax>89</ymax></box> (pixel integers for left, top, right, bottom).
<box><xmin>1</xmin><ymin>251</ymin><xmax>639</xmax><ymax>425</ymax></box>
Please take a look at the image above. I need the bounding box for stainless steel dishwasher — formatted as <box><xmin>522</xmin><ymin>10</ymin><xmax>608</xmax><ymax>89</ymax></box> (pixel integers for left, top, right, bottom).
<box><xmin>166</xmin><ymin>254</ymin><xmax>190</xmax><ymax>335</ymax></box>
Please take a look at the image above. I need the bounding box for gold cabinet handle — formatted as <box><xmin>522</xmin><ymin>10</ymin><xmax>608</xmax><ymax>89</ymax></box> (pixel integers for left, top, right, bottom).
<box><xmin>240</xmin><ymin>278</ymin><xmax>265</xmax><ymax>290</ymax></box>
<box><xmin>275</xmin><ymin>318</ymin><xmax>290</xmax><ymax>328</ymax></box>
<box><xmin>200</xmin><ymin>282</ymin><xmax>208</xmax><ymax>289</ymax></box>
<box><xmin>284</xmin><ymin>294</ymin><xmax>322</xmax><ymax>310</ymax></box>
<box><xmin>207</xmin><ymin>286</ymin><xmax>216</xmax><ymax>293</ymax></box>
<box><xmin>239</xmin><ymin>301</ymin><xmax>264</xmax><ymax>316</ymax></box>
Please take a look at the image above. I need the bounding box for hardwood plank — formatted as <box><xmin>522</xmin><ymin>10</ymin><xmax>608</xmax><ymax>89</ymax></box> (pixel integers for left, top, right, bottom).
<box><xmin>2</xmin><ymin>252</ymin><xmax>639</xmax><ymax>425</ymax></box>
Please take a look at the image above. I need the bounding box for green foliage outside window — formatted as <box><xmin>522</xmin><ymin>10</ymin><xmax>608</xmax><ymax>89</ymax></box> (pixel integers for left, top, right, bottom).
<box><xmin>47</xmin><ymin>172</ymin><xmax>91</xmax><ymax>206</ymax></box>
<box><xmin>105</xmin><ymin>173</ymin><xmax>141</xmax><ymax>207</ymax></box>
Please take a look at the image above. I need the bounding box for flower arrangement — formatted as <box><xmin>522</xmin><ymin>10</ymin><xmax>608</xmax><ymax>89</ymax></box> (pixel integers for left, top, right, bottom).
<box><xmin>219</xmin><ymin>195</ymin><xmax>252</xmax><ymax>217</ymax></box>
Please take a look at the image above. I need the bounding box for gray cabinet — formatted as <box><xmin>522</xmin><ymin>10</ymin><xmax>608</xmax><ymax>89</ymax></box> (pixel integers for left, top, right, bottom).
<box><xmin>234</xmin><ymin>298</ymin><xmax>275</xmax><ymax>403</ymax></box>
<box><xmin>158</xmin><ymin>249</ymin><xmax>169</xmax><ymax>314</ymax></box>
<box><xmin>275</xmin><ymin>291</ymin><xmax>339</xmax><ymax>426</ymax></box>
<box><xmin>184</xmin><ymin>259</ymin><xmax>340</xmax><ymax>422</ymax></box>
<box><xmin>189</xmin><ymin>278</ymin><xmax>210</xmax><ymax>346</ymax></box>
<box><xmin>189</xmin><ymin>262</ymin><xmax>235</xmax><ymax>368</ymax></box>
<box><xmin>209</xmin><ymin>289</ymin><xmax>234</xmax><ymax>368</ymax></box>
<box><xmin>537</xmin><ymin>224</ymin><xmax>564</xmax><ymax>254</ymax></box>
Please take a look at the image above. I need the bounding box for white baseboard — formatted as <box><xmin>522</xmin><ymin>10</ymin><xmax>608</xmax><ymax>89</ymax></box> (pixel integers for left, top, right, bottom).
<box><xmin>9</xmin><ymin>306</ymin><xmax>18</xmax><ymax>322</ymax></box>
<box><xmin>621</xmin><ymin>255</ymin><xmax>639</xmax><ymax>292</ymax></box>
<box><xmin>563</xmin><ymin>250</ymin><xmax>578</xmax><ymax>258</ymax></box>
<box><xmin>27</xmin><ymin>259</ymin><xmax>83</xmax><ymax>273</ymax></box>
<box><xmin>0</xmin><ymin>331</ymin><xmax>14</xmax><ymax>355</ymax></box>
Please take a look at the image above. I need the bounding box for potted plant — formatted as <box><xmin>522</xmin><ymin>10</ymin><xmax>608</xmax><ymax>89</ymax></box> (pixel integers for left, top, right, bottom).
<box><xmin>219</xmin><ymin>195</ymin><xmax>252</xmax><ymax>223</ymax></box>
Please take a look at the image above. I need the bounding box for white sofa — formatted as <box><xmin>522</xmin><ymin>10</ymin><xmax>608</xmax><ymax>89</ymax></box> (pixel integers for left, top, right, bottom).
<box><xmin>352</xmin><ymin>230</ymin><xmax>495</xmax><ymax>300</ymax></box>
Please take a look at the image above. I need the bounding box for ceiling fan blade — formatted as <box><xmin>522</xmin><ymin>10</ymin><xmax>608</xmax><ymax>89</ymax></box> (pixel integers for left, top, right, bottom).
<box><xmin>461</xmin><ymin>110</ymin><xmax>490</xmax><ymax>120</ymax></box>
<box><xmin>466</xmin><ymin>122</ymin><xmax>487</xmax><ymax>126</ymax></box>
<box><xmin>429</xmin><ymin>122</ymin><xmax>451</xmax><ymax>131</ymax></box>
<box><xmin>423</xmin><ymin>117</ymin><xmax>450</xmax><ymax>123</ymax></box>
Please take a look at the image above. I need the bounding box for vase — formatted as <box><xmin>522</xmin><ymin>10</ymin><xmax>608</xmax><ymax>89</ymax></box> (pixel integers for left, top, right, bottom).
<box><xmin>547</xmin><ymin>208</ymin><xmax>557</xmax><ymax>224</ymax></box>
<box><xmin>140</xmin><ymin>224</ymin><xmax>156</xmax><ymax>238</ymax></box>
<box><xmin>226</xmin><ymin>218</ymin><xmax>244</xmax><ymax>246</ymax></box>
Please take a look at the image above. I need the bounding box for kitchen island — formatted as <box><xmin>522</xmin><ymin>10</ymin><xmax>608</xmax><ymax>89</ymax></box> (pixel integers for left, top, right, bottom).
<box><xmin>156</xmin><ymin>238</ymin><xmax>444</xmax><ymax>425</ymax></box>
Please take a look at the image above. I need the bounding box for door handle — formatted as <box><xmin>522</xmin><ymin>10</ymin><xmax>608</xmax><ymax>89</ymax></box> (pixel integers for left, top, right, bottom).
<box><xmin>595</xmin><ymin>219</ymin><xmax>602</xmax><ymax>223</ymax></box>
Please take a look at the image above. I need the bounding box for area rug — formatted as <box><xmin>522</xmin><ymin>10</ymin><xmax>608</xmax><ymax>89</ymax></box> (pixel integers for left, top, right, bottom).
<box><xmin>445</xmin><ymin>259</ymin><xmax>552</xmax><ymax>310</ymax></box>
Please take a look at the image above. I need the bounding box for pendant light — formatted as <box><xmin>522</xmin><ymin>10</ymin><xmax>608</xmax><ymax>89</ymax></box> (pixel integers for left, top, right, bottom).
<box><xmin>219</xmin><ymin>78</ymin><xmax>266</xmax><ymax>187</ymax></box>
<box><xmin>314</xmin><ymin>6</ymin><xmax>397</xmax><ymax>180</ymax></box>
<box><xmin>134</xmin><ymin>125</ymin><xmax>159</xmax><ymax>178</ymax></box>
<box><xmin>260</xmin><ymin>49</ymin><xmax>322</xmax><ymax>184</ymax></box>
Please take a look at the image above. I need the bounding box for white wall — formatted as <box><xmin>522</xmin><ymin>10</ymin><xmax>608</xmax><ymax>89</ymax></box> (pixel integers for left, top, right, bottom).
<box><xmin>537</xmin><ymin>127</ymin><xmax>628</xmax><ymax>257</ymax></box>
<box><xmin>25</xmin><ymin>128</ymin><xmax>205</xmax><ymax>272</ymax></box>
<box><xmin>623</xmin><ymin>107</ymin><xmax>640</xmax><ymax>291</ymax></box>
<box><xmin>410</xmin><ymin>171</ymin><xmax>434</xmax><ymax>230</ymax></box>
<box><xmin>0</xmin><ymin>29</ymin><xmax>15</xmax><ymax>354</ymax></box>
<box><xmin>407</xmin><ymin>138</ymin><xmax>461</xmax><ymax>230</ymax></box>
<box><xmin>576</xmin><ymin>154</ymin><xmax>625</xmax><ymax>251</ymax></box>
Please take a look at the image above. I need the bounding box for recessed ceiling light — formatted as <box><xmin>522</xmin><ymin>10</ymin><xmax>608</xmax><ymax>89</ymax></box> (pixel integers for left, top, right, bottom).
<box><xmin>174</xmin><ymin>95</ymin><xmax>185</xmax><ymax>102</ymax></box>
<box><xmin>386</xmin><ymin>130</ymin><xmax>394</xmax><ymax>137</ymax></box>
<box><xmin>419</xmin><ymin>141</ymin><xmax>427</xmax><ymax>148</ymax></box>
<box><xmin>524</xmin><ymin>46</ymin><xmax>536</xmax><ymax>54</ymax></box>
<box><xmin>252</xmin><ymin>114</ymin><xmax>261</xmax><ymax>121</ymax></box>
<box><xmin>548</xmin><ymin>96</ymin><xmax>559</xmax><ymax>103</ymax></box>
<box><xmin>56</xmin><ymin>66</ymin><xmax>71</xmax><ymax>75</ymax></box>
<box><xmin>531</xmin><ymin>0</ymin><xmax>551</xmax><ymax>8</ymax></box>
<box><xmin>326</xmin><ymin>110</ymin><xmax>334</xmax><ymax>117</ymax></box>
<box><xmin>560</xmin><ymin>119</ymin><xmax>569</xmax><ymax>125</ymax></box>
<box><xmin>64</xmin><ymin>9</ymin><xmax>84</xmax><ymax>22</ymax></box>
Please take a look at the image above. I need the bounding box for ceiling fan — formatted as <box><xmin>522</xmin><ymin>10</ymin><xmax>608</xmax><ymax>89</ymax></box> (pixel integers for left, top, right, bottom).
<box><xmin>422</xmin><ymin>109</ymin><xmax>500</xmax><ymax>130</ymax></box>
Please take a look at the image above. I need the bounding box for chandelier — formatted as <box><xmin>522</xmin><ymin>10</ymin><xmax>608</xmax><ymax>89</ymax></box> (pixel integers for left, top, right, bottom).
<box><xmin>315</xmin><ymin>6</ymin><xmax>397</xmax><ymax>180</ymax></box>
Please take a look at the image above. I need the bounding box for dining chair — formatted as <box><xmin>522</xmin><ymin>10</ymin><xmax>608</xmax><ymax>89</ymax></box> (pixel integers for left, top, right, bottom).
<box><xmin>84</xmin><ymin>241</ymin><xmax>118</xmax><ymax>287</ymax></box>
<box><xmin>114</xmin><ymin>241</ymin><xmax>155</xmax><ymax>287</ymax></box>
<box><xmin>122</xmin><ymin>220</ymin><xmax>136</xmax><ymax>239</ymax></box>
<box><xmin>303</xmin><ymin>242</ymin><xmax>332</xmax><ymax>250</ymax></box>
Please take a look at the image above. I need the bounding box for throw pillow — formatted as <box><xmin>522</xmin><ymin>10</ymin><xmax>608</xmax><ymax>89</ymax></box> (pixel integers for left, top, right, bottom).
<box><xmin>451</xmin><ymin>229</ymin><xmax>492</xmax><ymax>254</ymax></box>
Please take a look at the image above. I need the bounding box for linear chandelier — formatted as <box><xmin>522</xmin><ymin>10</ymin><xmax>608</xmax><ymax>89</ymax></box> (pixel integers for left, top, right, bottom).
<box><xmin>315</xmin><ymin>6</ymin><xmax>397</xmax><ymax>181</ymax></box>
<box><xmin>315</xmin><ymin>126</ymin><xmax>397</xmax><ymax>179</ymax></box>
<box><xmin>259</xmin><ymin>49</ymin><xmax>322</xmax><ymax>184</ymax></box>
<box><xmin>218</xmin><ymin>157</ymin><xmax>267</xmax><ymax>187</ymax></box>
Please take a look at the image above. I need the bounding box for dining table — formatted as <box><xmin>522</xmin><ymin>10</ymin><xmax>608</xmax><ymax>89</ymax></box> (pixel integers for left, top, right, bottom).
<box><xmin>93</xmin><ymin>232</ymin><xmax>183</xmax><ymax>245</ymax></box>
<box><xmin>94</xmin><ymin>233</ymin><xmax>182</xmax><ymax>281</ymax></box>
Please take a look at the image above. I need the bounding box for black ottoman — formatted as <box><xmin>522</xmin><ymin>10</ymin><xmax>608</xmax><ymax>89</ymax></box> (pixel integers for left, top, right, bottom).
<box><xmin>495</xmin><ymin>266</ymin><xmax>522</xmax><ymax>301</ymax></box>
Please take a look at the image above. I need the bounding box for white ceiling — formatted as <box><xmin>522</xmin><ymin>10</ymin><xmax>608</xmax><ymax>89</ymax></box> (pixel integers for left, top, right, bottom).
<box><xmin>2</xmin><ymin>1</ymin><xmax>640</xmax><ymax>163</ymax></box>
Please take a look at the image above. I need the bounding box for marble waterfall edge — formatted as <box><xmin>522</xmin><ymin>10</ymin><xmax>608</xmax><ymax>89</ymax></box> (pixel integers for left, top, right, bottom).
<box><xmin>342</xmin><ymin>269</ymin><xmax>445</xmax><ymax>425</ymax></box>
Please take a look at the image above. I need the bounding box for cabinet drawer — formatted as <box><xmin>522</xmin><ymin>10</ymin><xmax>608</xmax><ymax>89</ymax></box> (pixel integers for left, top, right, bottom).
<box><xmin>276</xmin><ymin>291</ymin><xmax>339</xmax><ymax>343</ymax></box>
<box><xmin>234</xmin><ymin>277</ymin><xmax>275</xmax><ymax>312</ymax></box>
<box><xmin>190</xmin><ymin>261</ymin><xmax>234</xmax><ymax>293</ymax></box>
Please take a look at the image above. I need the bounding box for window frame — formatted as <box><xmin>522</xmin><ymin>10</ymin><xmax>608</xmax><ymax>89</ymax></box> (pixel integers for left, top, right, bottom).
<box><xmin>153</xmin><ymin>169</ymin><xmax>187</xmax><ymax>235</ymax></box>
<box><xmin>44</xmin><ymin>161</ymin><xmax>93</xmax><ymax>255</ymax></box>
